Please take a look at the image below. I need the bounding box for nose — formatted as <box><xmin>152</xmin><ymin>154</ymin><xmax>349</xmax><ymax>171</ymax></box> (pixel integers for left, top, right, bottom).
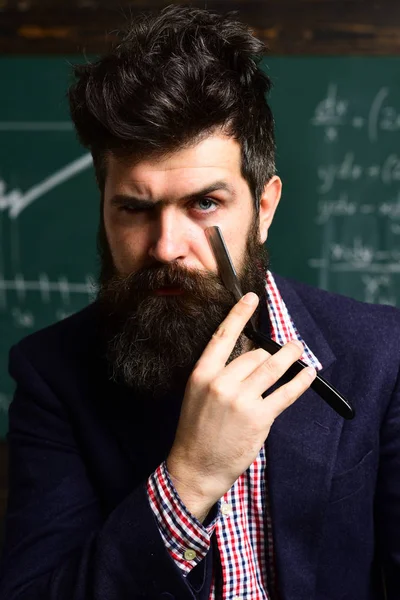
<box><xmin>148</xmin><ymin>207</ymin><xmax>190</xmax><ymax>264</ymax></box>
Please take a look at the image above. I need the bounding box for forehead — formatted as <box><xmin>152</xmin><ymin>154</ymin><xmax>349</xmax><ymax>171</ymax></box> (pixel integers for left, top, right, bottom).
<box><xmin>104</xmin><ymin>133</ymin><xmax>246</xmax><ymax>198</ymax></box>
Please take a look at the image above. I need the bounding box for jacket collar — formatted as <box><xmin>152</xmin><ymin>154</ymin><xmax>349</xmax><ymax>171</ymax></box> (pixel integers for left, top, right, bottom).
<box><xmin>266</xmin><ymin>274</ymin><xmax>344</xmax><ymax>600</ymax></box>
<box><xmin>269</xmin><ymin>273</ymin><xmax>336</xmax><ymax>374</ymax></box>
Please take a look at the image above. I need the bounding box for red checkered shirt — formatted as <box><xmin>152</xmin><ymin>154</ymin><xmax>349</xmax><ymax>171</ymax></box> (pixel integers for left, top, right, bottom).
<box><xmin>147</xmin><ymin>272</ymin><xmax>322</xmax><ymax>599</ymax></box>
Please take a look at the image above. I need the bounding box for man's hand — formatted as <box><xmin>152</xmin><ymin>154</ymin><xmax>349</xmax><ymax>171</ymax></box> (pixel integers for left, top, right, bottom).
<box><xmin>166</xmin><ymin>292</ymin><xmax>316</xmax><ymax>521</ymax></box>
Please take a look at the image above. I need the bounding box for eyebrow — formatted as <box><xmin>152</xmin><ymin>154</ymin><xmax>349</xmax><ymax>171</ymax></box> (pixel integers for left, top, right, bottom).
<box><xmin>110</xmin><ymin>180</ymin><xmax>236</xmax><ymax>209</ymax></box>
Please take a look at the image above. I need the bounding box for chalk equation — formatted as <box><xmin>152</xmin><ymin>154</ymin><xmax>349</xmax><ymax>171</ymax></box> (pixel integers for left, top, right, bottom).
<box><xmin>309</xmin><ymin>259</ymin><xmax>398</xmax><ymax>306</ymax></box>
<box><xmin>311</xmin><ymin>84</ymin><xmax>400</xmax><ymax>143</ymax></box>
<box><xmin>309</xmin><ymin>78</ymin><xmax>400</xmax><ymax>306</ymax></box>
<box><xmin>316</xmin><ymin>192</ymin><xmax>400</xmax><ymax>228</ymax></box>
<box><xmin>317</xmin><ymin>152</ymin><xmax>400</xmax><ymax>193</ymax></box>
<box><xmin>309</xmin><ymin>237</ymin><xmax>400</xmax><ymax>304</ymax></box>
<box><xmin>313</xmin><ymin>238</ymin><xmax>400</xmax><ymax>268</ymax></box>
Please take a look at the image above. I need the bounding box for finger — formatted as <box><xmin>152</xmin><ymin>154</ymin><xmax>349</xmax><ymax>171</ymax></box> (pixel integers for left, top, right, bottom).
<box><xmin>261</xmin><ymin>363</ymin><xmax>317</xmax><ymax>420</ymax></box>
<box><xmin>194</xmin><ymin>292</ymin><xmax>259</xmax><ymax>378</ymax></box>
<box><xmin>242</xmin><ymin>340</ymin><xmax>305</xmax><ymax>399</ymax></box>
<box><xmin>216</xmin><ymin>347</ymin><xmax>271</xmax><ymax>383</ymax></box>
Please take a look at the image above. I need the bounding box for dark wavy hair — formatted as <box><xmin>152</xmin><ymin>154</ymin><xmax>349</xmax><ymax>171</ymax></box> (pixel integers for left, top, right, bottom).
<box><xmin>68</xmin><ymin>4</ymin><xmax>275</xmax><ymax>212</ymax></box>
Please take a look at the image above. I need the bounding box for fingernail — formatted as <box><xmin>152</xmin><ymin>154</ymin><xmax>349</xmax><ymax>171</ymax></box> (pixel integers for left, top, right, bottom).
<box><xmin>242</xmin><ymin>292</ymin><xmax>258</xmax><ymax>305</ymax></box>
<box><xmin>292</xmin><ymin>340</ymin><xmax>303</xmax><ymax>350</ymax></box>
<box><xmin>306</xmin><ymin>367</ymin><xmax>316</xmax><ymax>379</ymax></box>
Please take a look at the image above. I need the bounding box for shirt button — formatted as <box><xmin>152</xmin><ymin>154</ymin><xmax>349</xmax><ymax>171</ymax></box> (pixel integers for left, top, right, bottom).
<box><xmin>221</xmin><ymin>503</ymin><xmax>233</xmax><ymax>515</ymax></box>
<box><xmin>183</xmin><ymin>549</ymin><xmax>197</xmax><ymax>561</ymax></box>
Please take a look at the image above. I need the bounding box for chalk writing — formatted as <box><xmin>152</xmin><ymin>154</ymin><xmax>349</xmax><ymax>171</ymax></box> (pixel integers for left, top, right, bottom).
<box><xmin>311</xmin><ymin>84</ymin><xmax>348</xmax><ymax>127</ymax></box>
<box><xmin>310</xmin><ymin>80</ymin><xmax>400</xmax><ymax>304</ymax></box>
<box><xmin>316</xmin><ymin>195</ymin><xmax>357</xmax><ymax>224</ymax></box>
<box><xmin>311</xmin><ymin>85</ymin><xmax>400</xmax><ymax>145</ymax></box>
<box><xmin>317</xmin><ymin>153</ymin><xmax>400</xmax><ymax>194</ymax></box>
<box><xmin>316</xmin><ymin>193</ymin><xmax>400</xmax><ymax>234</ymax></box>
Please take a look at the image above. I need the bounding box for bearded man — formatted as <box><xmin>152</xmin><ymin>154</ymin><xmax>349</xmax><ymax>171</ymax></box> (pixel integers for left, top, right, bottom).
<box><xmin>0</xmin><ymin>6</ymin><xmax>399</xmax><ymax>600</ymax></box>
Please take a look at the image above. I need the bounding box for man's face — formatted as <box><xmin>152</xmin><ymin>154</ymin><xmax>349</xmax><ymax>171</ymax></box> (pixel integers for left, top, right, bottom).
<box><xmin>99</xmin><ymin>133</ymin><xmax>280</xmax><ymax>397</ymax></box>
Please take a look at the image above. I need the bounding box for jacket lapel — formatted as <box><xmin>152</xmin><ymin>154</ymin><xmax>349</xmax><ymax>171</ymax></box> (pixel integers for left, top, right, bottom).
<box><xmin>267</xmin><ymin>275</ymin><xmax>345</xmax><ymax>600</ymax></box>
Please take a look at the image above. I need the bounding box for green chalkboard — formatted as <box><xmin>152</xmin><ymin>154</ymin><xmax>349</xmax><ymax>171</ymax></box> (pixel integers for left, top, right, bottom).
<box><xmin>0</xmin><ymin>57</ymin><xmax>98</xmax><ymax>438</ymax></box>
<box><xmin>1</xmin><ymin>56</ymin><xmax>400</xmax><ymax>438</ymax></box>
<box><xmin>268</xmin><ymin>57</ymin><xmax>400</xmax><ymax>305</ymax></box>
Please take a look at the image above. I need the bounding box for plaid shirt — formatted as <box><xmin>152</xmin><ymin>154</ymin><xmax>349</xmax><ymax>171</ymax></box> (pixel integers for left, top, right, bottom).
<box><xmin>147</xmin><ymin>272</ymin><xmax>322</xmax><ymax>599</ymax></box>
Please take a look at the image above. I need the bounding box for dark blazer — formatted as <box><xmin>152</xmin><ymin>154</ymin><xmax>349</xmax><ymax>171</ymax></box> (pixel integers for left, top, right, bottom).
<box><xmin>0</xmin><ymin>274</ymin><xmax>399</xmax><ymax>600</ymax></box>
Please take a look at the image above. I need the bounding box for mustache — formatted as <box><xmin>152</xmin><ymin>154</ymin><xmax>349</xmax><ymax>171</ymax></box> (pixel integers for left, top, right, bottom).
<box><xmin>103</xmin><ymin>262</ymin><xmax>224</xmax><ymax>294</ymax></box>
<box><xmin>97</xmin><ymin>261</ymin><xmax>231</xmax><ymax>311</ymax></box>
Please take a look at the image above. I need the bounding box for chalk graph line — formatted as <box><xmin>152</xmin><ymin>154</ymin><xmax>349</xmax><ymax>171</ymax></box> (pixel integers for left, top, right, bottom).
<box><xmin>0</xmin><ymin>273</ymin><xmax>97</xmax><ymax>309</ymax></box>
<box><xmin>0</xmin><ymin>153</ymin><xmax>93</xmax><ymax>219</ymax></box>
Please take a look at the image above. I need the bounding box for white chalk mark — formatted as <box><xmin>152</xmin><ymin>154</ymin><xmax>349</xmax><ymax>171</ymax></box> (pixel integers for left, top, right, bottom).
<box><xmin>362</xmin><ymin>275</ymin><xmax>391</xmax><ymax>303</ymax></box>
<box><xmin>0</xmin><ymin>276</ymin><xmax>97</xmax><ymax>295</ymax></box>
<box><xmin>368</xmin><ymin>87</ymin><xmax>389</xmax><ymax>143</ymax></box>
<box><xmin>311</xmin><ymin>84</ymin><xmax>347</xmax><ymax>127</ymax></box>
<box><xmin>316</xmin><ymin>194</ymin><xmax>356</xmax><ymax>225</ymax></box>
<box><xmin>14</xmin><ymin>273</ymin><xmax>26</xmax><ymax>302</ymax></box>
<box><xmin>58</xmin><ymin>276</ymin><xmax>71</xmax><ymax>305</ymax></box>
<box><xmin>39</xmin><ymin>273</ymin><xmax>51</xmax><ymax>303</ymax></box>
<box><xmin>0</xmin><ymin>273</ymin><xmax>5</xmax><ymax>310</ymax></box>
<box><xmin>10</xmin><ymin>218</ymin><xmax>21</xmax><ymax>271</ymax></box>
<box><xmin>336</xmin><ymin>101</ymin><xmax>347</xmax><ymax>116</ymax></box>
<box><xmin>0</xmin><ymin>214</ymin><xmax>5</xmax><ymax>309</ymax></box>
<box><xmin>85</xmin><ymin>275</ymin><xmax>97</xmax><ymax>302</ymax></box>
<box><xmin>3</xmin><ymin>153</ymin><xmax>93</xmax><ymax>219</ymax></box>
<box><xmin>56</xmin><ymin>309</ymin><xmax>74</xmax><ymax>321</ymax></box>
<box><xmin>332</xmin><ymin>263</ymin><xmax>400</xmax><ymax>273</ymax></box>
<box><xmin>0</xmin><ymin>273</ymin><xmax>97</xmax><ymax>313</ymax></box>
<box><xmin>309</xmin><ymin>261</ymin><xmax>400</xmax><ymax>274</ymax></box>
<box><xmin>0</xmin><ymin>181</ymin><xmax>21</xmax><ymax>212</ymax></box>
<box><xmin>12</xmin><ymin>307</ymin><xmax>34</xmax><ymax>328</ymax></box>
<box><xmin>381</xmin><ymin>154</ymin><xmax>400</xmax><ymax>185</ymax></box>
<box><xmin>325</xmin><ymin>127</ymin><xmax>338</xmax><ymax>142</ymax></box>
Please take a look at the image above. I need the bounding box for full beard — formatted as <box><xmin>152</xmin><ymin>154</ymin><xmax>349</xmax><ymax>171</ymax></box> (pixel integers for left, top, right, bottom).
<box><xmin>97</xmin><ymin>218</ymin><xmax>270</xmax><ymax>398</ymax></box>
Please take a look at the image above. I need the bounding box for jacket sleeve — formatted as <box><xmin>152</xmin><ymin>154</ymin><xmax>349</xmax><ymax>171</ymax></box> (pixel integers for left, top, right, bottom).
<box><xmin>376</xmin><ymin>363</ymin><xmax>400</xmax><ymax>599</ymax></box>
<box><xmin>147</xmin><ymin>463</ymin><xmax>220</xmax><ymax>575</ymax></box>
<box><xmin>0</xmin><ymin>344</ymin><xmax>213</xmax><ymax>600</ymax></box>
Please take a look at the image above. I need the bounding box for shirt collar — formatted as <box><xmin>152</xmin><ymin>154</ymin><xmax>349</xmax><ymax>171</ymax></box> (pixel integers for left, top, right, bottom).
<box><xmin>264</xmin><ymin>271</ymin><xmax>323</xmax><ymax>371</ymax></box>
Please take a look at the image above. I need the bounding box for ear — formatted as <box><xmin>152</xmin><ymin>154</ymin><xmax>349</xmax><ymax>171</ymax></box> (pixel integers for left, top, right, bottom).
<box><xmin>258</xmin><ymin>176</ymin><xmax>282</xmax><ymax>244</ymax></box>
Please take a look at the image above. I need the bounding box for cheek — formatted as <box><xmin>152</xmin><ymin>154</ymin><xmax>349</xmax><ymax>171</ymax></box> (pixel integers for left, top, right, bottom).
<box><xmin>231</xmin><ymin>240</ymin><xmax>248</xmax><ymax>273</ymax></box>
<box><xmin>185</xmin><ymin>225</ymin><xmax>218</xmax><ymax>272</ymax></box>
<box><xmin>225</xmin><ymin>220</ymin><xmax>247</xmax><ymax>257</ymax></box>
<box><xmin>105</xmin><ymin>220</ymin><xmax>147</xmax><ymax>274</ymax></box>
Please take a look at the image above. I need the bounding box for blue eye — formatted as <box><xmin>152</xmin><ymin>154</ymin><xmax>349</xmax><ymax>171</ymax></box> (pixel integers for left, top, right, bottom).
<box><xmin>193</xmin><ymin>198</ymin><xmax>218</xmax><ymax>213</ymax></box>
